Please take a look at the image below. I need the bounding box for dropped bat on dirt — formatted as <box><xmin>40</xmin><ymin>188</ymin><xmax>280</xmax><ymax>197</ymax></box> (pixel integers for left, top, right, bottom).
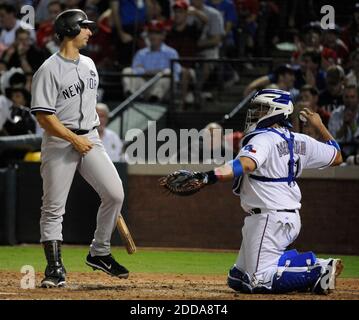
<box><xmin>117</xmin><ymin>214</ymin><xmax>137</xmax><ymax>254</ymax></box>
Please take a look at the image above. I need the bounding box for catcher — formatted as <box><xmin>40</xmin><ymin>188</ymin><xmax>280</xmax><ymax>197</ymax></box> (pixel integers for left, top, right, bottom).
<box><xmin>160</xmin><ymin>89</ymin><xmax>344</xmax><ymax>294</ymax></box>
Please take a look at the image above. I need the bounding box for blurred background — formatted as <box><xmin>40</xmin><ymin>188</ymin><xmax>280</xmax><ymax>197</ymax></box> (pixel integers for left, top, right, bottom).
<box><xmin>0</xmin><ymin>0</ymin><xmax>358</xmax><ymax>255</ymax></box>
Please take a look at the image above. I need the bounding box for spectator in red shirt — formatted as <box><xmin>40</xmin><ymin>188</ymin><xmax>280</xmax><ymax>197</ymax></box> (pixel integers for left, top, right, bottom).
<box><xmin>36</xmin><ymin>0</ymin><xmax>65</xmax><ymax>53</ymax></box>
<box><xmin>322</xmin><ymin>26</ymin><xmax>349</xmax><ymax>66</ymax></box>
<box><xmin>166</xmin><ymin>0</ymin><xmax>204</xmax><ymax>61</ymax></box>
<box><xmin>292</xmin><ymin>21</ymin><xmax>338</xmax><ymax>71</ymax></box>
<box><xmin>81</xmin><ymin>5</ymin><xmax>116</xmax><ymax>70</ymax></box>
<box><xmin>292</xmin><ymin>22</ymin><xmax>322</xmax><ymax>63</ymax></box>
<box><xmin>166</xmin><ymin>0</ymin><xmax>204</xmax><ymax>109</ymax></box>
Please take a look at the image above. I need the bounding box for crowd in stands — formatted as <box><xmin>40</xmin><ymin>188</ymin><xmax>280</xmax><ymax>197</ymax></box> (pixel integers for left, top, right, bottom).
<box><xmin>0</xmin><ymin>0</ymin><xmax>359</xmax><ymax>164</ymax></box>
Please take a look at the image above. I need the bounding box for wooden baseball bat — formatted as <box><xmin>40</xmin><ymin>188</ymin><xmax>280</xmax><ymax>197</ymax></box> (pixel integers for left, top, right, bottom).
<box><xmin>116</xmin><ymin>214</ymin><xmax>136</xmax><ymax>254</ymax></box>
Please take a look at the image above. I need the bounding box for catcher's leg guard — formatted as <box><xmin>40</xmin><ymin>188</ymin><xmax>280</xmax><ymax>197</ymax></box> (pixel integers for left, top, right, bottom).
<box><xmin>271</xmin><ymin>265</ymin><xmax>323</xmax><ymax>293</ymax></box>
<box><xmin>271</xmin><ymin>251</ymin><xmax>321</xmax><ymax>293</ymax></box>
<box><xmin>227</xmin><ymin>265</ymin><xmax>252</xmax><ymax>293</ymax></box>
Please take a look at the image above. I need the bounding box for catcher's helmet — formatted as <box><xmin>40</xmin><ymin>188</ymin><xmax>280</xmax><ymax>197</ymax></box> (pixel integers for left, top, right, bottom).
<box><xmin>245</xmin><ymin>89</ymin><xmax>294</xmax><ymax>133</ymax></box>
<box><xmin>54</xmin><ymin>9</ymin><xmax>95</xmax><ymax>38</ymax></box>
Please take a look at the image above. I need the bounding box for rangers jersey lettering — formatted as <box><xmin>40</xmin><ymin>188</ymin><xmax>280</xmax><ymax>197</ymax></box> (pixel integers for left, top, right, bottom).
<box><xmin>233</xmin><ymin>127</ymin><xmax>337</xmax><ymax>212</ymax></box>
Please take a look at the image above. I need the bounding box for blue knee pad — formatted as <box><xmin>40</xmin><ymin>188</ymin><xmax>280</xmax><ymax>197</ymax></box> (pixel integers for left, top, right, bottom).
<box><xmin>227</xmin><ymin>266</ymin><xmax>252</xmax><ymax>293</ymax></box>
<box><xmin>278</xmin><ymin>249</ymin><xmax>299</xmax><ymax>266</ymax></box>
<box><xmin>272</xmin><ymin>250</ymin><xmax>321</xmax><ymax>293</ymax></box>
<box><xmin>278</xmin><ymin>250</ymin><xmax>316</xmax><ymax>267</ymax></box>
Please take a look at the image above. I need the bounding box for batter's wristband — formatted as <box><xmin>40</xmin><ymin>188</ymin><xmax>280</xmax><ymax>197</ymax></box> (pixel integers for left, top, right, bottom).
<box><xmin>205</xmin><ymin>170</ymin><xmax>218</xmax><ymax>185</ymax></box>
<box><xmin>228</xmin><ymin>159</ymin><xmax>243</xmax><ymax>178</ymax></box>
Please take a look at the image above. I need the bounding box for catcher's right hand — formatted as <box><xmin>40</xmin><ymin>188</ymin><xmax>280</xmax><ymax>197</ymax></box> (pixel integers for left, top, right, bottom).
<box><xmin>159</xmin><ymin>170</ymin><xmax>210</xmax><ymax>196</ymax></box>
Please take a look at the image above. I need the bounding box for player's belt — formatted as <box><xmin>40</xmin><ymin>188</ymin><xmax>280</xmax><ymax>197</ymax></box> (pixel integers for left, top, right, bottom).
<box><xmin>249</xmin><ymin>174</ymin><xmax>297</xmax><ymax>184</ymax></box>
<box><xmin>69</xmin><ymin>126</ymin><xmax>97</xmax><ymax>135</ymax></box>
<box><xmin>250</xmin><ymin>208</ymin><xmax>296</xmax><ymax>214</ymax></box>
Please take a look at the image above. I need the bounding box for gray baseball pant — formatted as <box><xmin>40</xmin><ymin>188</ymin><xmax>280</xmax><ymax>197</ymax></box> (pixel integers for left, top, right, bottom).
<box><xmin>39</xmin><ymin>129</ymin><xmax>124</xmax><ymax>256</ymax></box>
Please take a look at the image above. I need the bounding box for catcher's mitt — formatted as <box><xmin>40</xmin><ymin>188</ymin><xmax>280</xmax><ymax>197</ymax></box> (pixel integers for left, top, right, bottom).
<box><xmin>159</xmin><ymin>170</ymin><xmax>209</xmax><ymax>196</ymax></box>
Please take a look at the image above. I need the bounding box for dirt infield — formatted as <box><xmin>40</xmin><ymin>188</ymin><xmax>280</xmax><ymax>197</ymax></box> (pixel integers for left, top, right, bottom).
<box><xmin>0</xmin><ymin>271</ymin><xmax>359</xmax><ymax>300</ymax></box>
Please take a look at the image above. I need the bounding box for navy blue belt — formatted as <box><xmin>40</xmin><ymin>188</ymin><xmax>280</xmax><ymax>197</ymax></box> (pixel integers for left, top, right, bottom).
<box><xmin>250</xmin><ymin>208</ymin><xmax>296</xmax><ymax>214</ymax></box>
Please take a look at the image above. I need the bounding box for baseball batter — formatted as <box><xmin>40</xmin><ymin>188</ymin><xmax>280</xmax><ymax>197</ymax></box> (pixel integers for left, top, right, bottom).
<box><xmin>161</xmin><ymin>89</ymin><xmax>344</xmax><ymax>294</ymax></box>
<box><xmin>31</xmin><ymin>9</ymin><xmax>129</xmax><ymax>288</ymax></box>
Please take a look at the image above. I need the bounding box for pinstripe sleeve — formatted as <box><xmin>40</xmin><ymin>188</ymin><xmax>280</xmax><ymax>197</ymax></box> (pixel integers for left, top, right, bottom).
<box><xmin>30</xmin><ymin>65</ymin><xmax>57</xmax><ymax>115</ymax></box>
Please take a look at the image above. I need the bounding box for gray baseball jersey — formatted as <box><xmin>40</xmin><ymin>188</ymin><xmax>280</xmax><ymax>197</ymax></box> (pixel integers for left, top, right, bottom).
<box><xmin>31</xmin><ymin>52</ymin><xmax>124</xmax><ymax>257</ymax></box>
<box><xmin>31</xmin><ymin>52</ymin><xmax>100</xmax><ymax>130</ymax></box>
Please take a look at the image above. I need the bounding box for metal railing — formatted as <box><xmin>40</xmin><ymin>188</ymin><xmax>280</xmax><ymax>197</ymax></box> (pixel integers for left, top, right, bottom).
<box><xmin>107</xmin><ymin>71</ymin><xmax>168</xmax><ymax>138</ymax></box>
<box><xmin>221</xmin><ymin>90</ymin><xmax>256</xmax><ymax>124</ymax></box>
<box><xmin>0</xmin><ymin>134</ymin><xmax>42</xmax><ymax>153</ymax></box>
<box><xmin>169</xmin><ymin>57</ymin><xmax>273</xmax><ymax>110</ymax></box>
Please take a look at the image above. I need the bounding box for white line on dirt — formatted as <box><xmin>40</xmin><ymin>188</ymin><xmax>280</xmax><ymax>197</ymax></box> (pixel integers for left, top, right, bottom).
<box><xmin>0</xmin><ymin>292</ymin><xmax>17</xmax><ymax>295</ymax></box>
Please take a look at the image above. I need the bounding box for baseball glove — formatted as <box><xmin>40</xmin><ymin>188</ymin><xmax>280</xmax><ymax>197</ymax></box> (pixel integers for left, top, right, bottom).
<box><xmin>159</xmin><ymin>170</ymin><xmax>209</xmax><ymax>196</ymax></box>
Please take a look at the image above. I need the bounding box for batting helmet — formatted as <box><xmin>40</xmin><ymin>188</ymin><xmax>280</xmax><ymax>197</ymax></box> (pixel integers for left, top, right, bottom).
<box><xmin>54</xmin><ymin>9</ymin><xmax>95</xmax><ymax>38</ymax></box>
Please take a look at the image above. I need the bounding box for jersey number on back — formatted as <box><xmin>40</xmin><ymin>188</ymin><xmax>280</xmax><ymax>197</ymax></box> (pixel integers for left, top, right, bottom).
<box><xmin>289</xmin><ymin>158</ymin><xmax>301</xmax><ymax>177</ymax></box>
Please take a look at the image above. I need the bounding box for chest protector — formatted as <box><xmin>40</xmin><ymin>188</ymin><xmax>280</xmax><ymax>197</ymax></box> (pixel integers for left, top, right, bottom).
<box><xmin>233</xmin><ymin>128</ymin><xmax>296</xmax><ymax>195</ymax></box>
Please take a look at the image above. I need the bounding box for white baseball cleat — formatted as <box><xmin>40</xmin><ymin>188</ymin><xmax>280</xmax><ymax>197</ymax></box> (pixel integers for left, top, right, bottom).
<box><xmin>328</xmin><ymin>259</ymin><xmax>344</xmax><ymax>291</ymax></box>
<box><xmin>313</xmin><ymin>258</ymin><xmax>344</xmax><ymax>294</ymax></box>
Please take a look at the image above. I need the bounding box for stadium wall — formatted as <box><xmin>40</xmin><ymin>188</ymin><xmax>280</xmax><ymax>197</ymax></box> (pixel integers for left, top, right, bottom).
<box><xmin>127</xmin><ymin>174</ymin><xmax>359</xmax><ymax>254</ymax></box>
<box><xmin>0</xmin><ymin>163</ymin><xmax>358</xmax><ymax>255</ymax></box>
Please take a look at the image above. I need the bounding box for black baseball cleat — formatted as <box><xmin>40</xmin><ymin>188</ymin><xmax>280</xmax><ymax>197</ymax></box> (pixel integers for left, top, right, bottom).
<box><xmin>41</xmin><ymin>265</ymin><xmax>66</xmax><ymax>288</ymax></box>
<box><xmin>86</xmin><ymin>253</ymin><xmax>129</xmax><ymax>279</ymax></box>
<box><xmin>41</xmin><ymin>240</ymin><xmax>67</xmax><ymax>288</ymax></box>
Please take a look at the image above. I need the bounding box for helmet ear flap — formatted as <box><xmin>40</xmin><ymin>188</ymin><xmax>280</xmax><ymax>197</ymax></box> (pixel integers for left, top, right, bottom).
<box><xmin>288</xmin><ymin>103</ymin><xmax>294</xmax><ymax>115</ymax></box>
<box><xmin>66</xmin><ymin>24</ymin><xmax>81</xmax><ymax>37</ymax></box>
<box><xmin>74</xmin><ymin>24</ymin><xmax>81</xmax><ymax>36</ymax></box>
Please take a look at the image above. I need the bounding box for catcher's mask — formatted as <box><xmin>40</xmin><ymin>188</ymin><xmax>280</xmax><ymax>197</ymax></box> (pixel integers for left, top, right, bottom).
<box><xmin>244</xmin><ymin>89</ymin><xmax>294</xmax><ymax>133</ymax></box>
